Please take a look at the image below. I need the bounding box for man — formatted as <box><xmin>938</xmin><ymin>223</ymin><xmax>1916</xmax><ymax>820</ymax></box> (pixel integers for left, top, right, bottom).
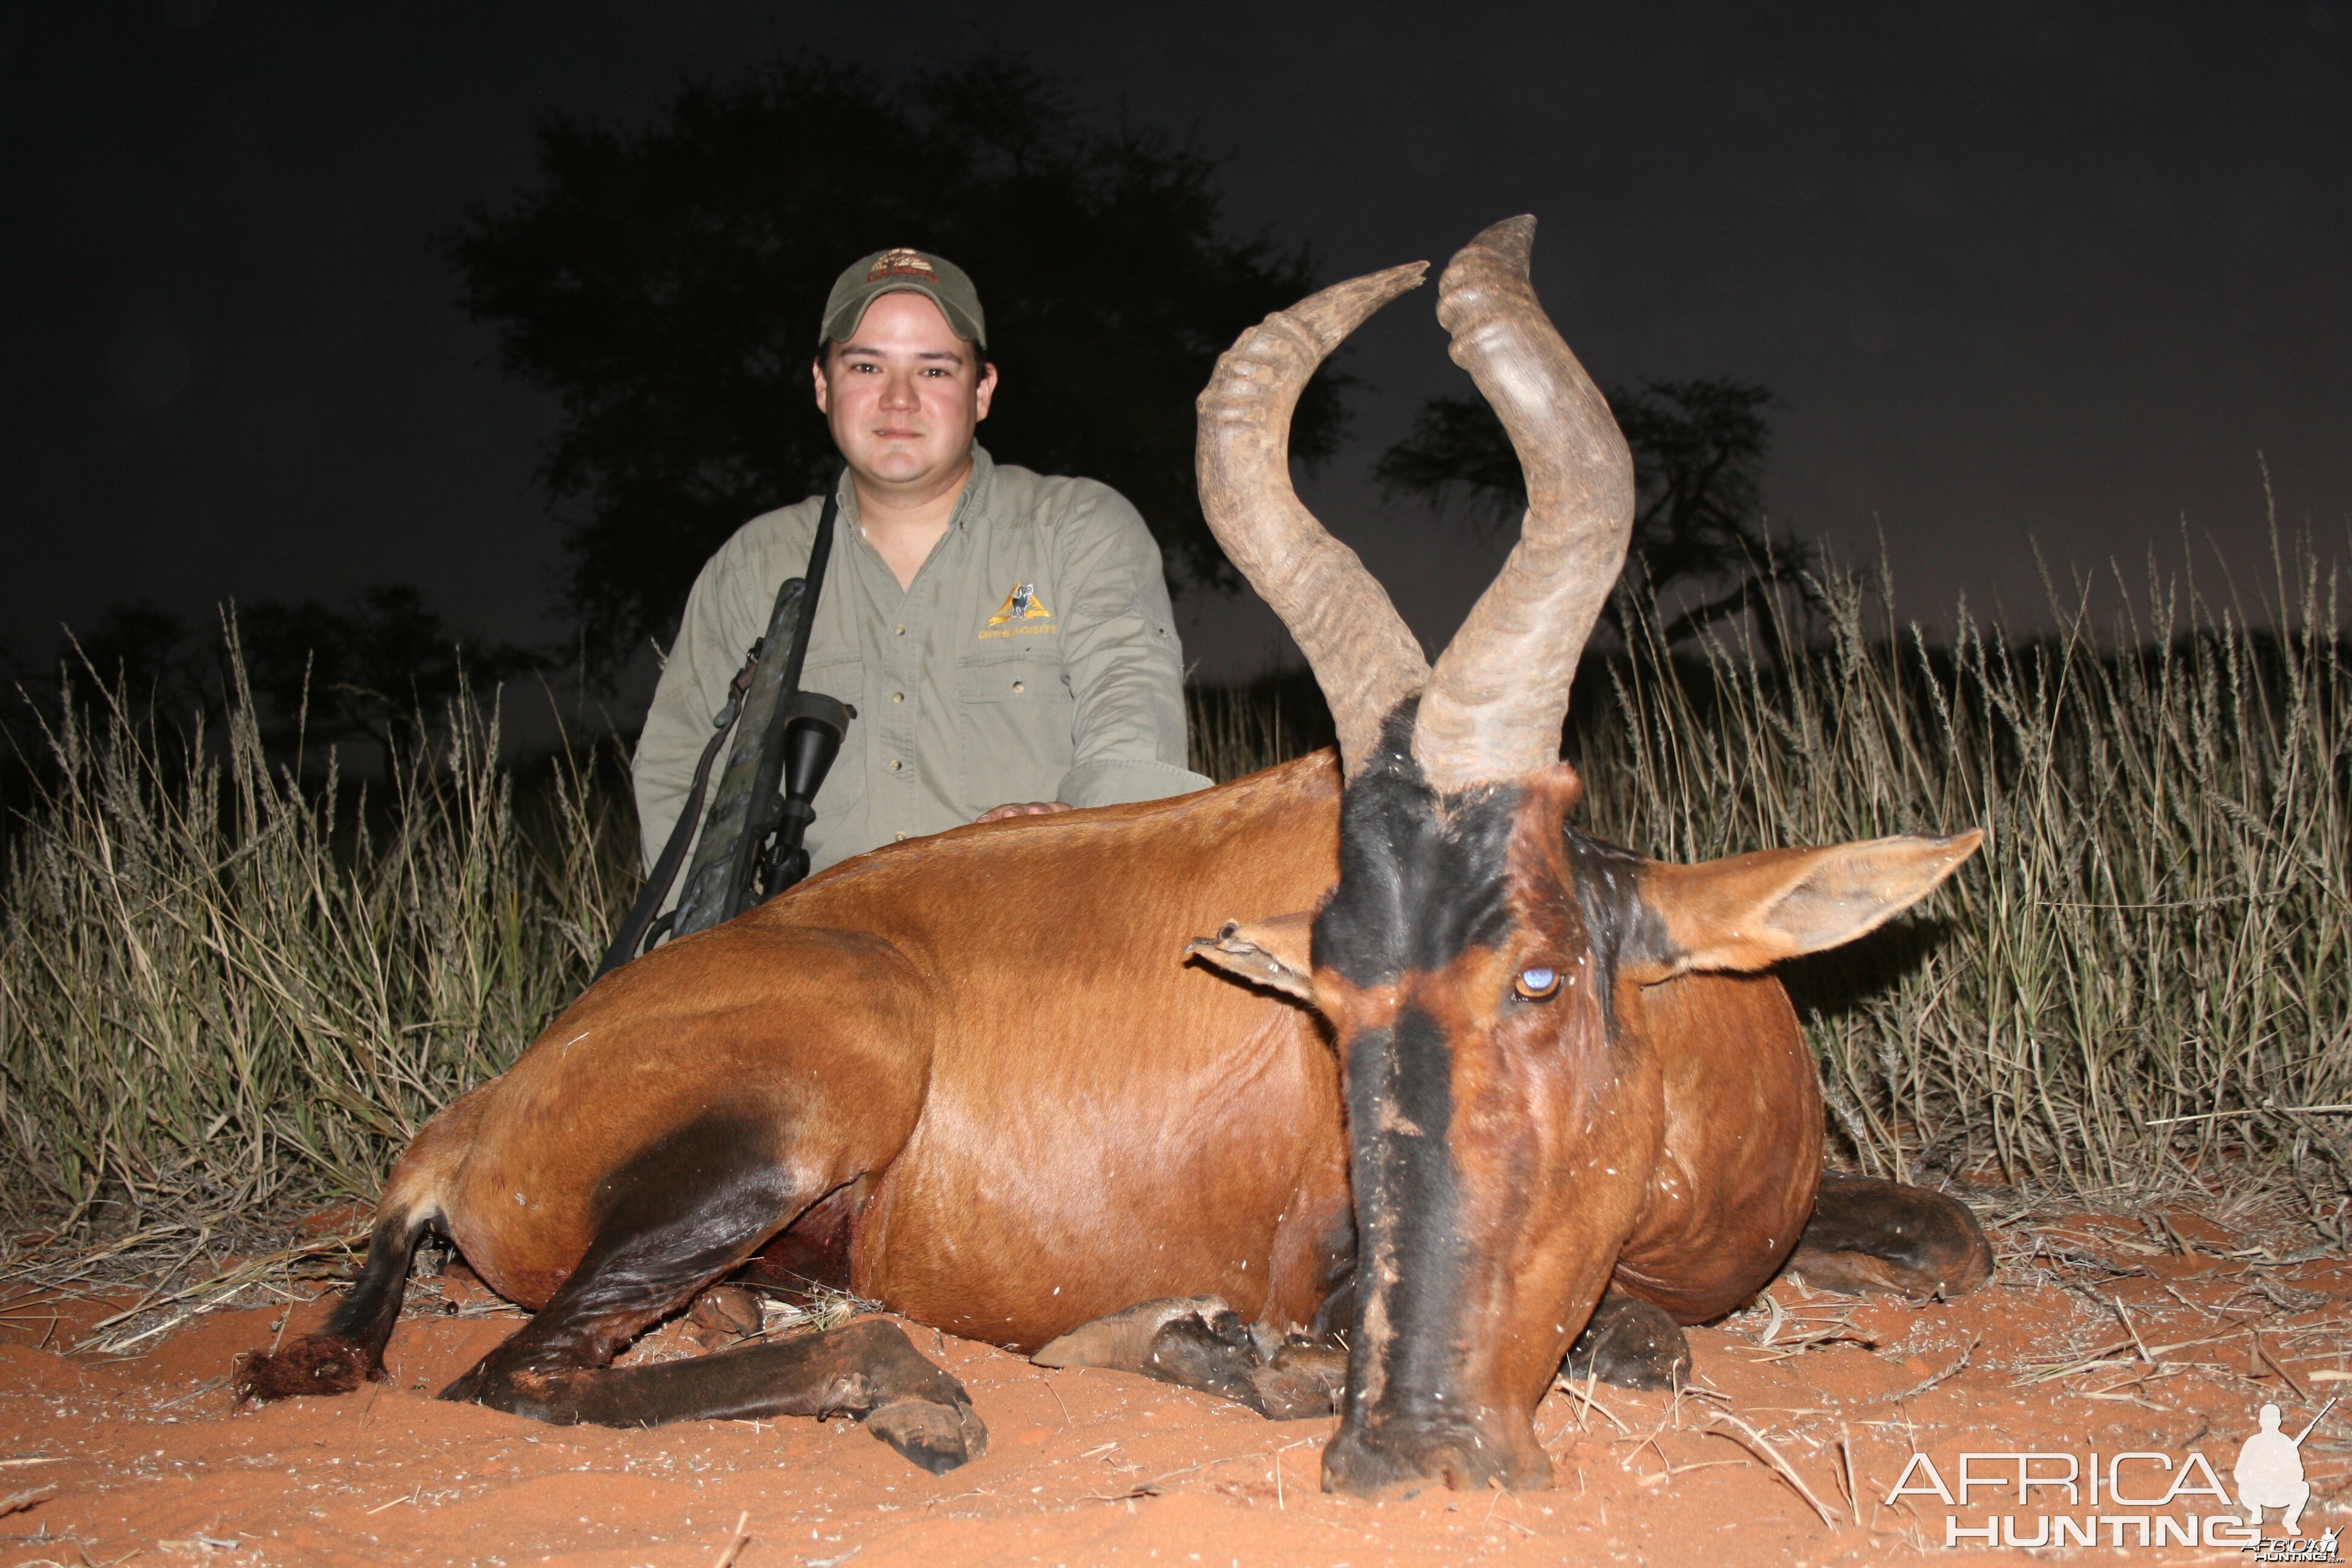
<box><xmin>632</xmin><ymin>246</ymin><xmax>1212</xmax><ymax>888</ymax></box>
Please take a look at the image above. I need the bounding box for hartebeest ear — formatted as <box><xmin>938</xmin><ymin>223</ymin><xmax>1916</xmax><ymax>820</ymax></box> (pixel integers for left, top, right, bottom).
<box><xmin>1185</xmin><ymin>912</ymin><xmax>1316</xmax><ymax>1004</ymax></box>
<box><xmin>1625</xmin><ymin>831</ymin><xmax>1984</xmax><ymax>982</ymax></box>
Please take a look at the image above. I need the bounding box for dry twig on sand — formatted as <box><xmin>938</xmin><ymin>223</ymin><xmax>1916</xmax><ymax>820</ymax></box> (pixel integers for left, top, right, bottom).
<box><xmin>1729</xmin><ymin>1290</ymin><xmax>1876</xmax><ymax>1361</ymax></box>
<box><xmin>76</xmin><ymin>1225</ymin><xmax>371</xmax><ymax>1355</ymax></box>
<box><xmin>1706</xmin><ymin>1412</ymin><xmax>1840</xmax><ymax>1528</ymax></box>
<box><xmin>1893</xmin><ymin>1335</ymin><xmax>1978</xmax><ymax>1398</ymax></box>
<box><xmin>0</xmin><ymin>1484</ymin><xmax>57</xmax><ymax>1517</ymax></box>
<box><xmin>708</xmin><ymin>1509</ymin><xmax>752</xmax><ymax>1568</ymax></box>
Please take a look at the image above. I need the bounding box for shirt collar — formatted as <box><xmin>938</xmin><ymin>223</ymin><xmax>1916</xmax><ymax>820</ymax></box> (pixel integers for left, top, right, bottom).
<box><xmin>953</xmin><ymin>444</ymin><xmax>997</xmax><ymax>531</ymax></box>
<box><xmin>834</xmin><ymin>443</ymin><xmax>996</xmax><ymax>533</ymax></box>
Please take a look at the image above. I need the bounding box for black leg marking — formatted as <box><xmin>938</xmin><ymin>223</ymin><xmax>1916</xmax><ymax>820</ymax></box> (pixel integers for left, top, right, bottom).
<box><xmin>436</xmin><ymin>1116</ymin><xmax>984</xmax><ymax>1472</ymax></box>
<box><xmin>235</xmin><ymin>1210</ymin><xmax>429</xmax><ymax>1402</ymax></box>
<box><xmin>1034</xmin><ymin>1298</ymin><xmax>1345</xmax><ymax>1420</ymax></box>
<box><xmin>1561</xmin><ymin>1290</ymin><xmax>1690</xmax><ymax>1392</ymax></box>
<box><xmin>1782</xmin><ymin>1171</ymin><xmax>1994</xmax><ymax>1298</ymax></box>
<box><xmin>439</xmin><ymin>1113</ymin><xmax>795</xmax><ymax>1406</ymax></box>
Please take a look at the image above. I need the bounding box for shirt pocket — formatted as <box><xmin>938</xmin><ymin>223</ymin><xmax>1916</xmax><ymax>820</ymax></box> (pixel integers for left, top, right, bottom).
<box><xmin>954</xmin><ymin>648</ymin><xmax>1074</xmax><ymax>802</ymax></box>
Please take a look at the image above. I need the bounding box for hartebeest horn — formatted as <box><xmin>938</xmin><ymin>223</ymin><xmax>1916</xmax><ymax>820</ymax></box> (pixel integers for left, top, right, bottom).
<box><xmin>1412</xmin><ymin>217</ymin><xmax>1635</xmax><ymax>794</ymax></box>
<box><xmin>1198</xmin><ymin>263</ymin><xmax>1433</xmax><ymax>774</ymax></box>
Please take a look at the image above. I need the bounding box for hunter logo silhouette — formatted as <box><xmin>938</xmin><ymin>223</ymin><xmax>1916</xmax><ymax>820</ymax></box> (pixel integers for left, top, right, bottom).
<box><xmin>2237</xmin><ymin>1398</ymin><xmax>2332</xmax><ymax>1537</ymax></box>
<box><xmin>987</xmin><ymin>583</ymin><xmax>1052</xmax><ymax>626</ymax></box>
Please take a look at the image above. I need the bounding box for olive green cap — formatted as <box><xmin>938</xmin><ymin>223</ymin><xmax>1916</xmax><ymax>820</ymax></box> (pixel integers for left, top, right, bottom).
<box><xmin>819</xmin><ymin>247</ymin><xmax>988</xmax><ymax>351</ymax></box>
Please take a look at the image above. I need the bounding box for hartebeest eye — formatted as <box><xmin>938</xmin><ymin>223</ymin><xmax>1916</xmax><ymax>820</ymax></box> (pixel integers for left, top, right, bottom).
<box><xmin>1513</xmin><ymin>966</ymin><xmax>1562</xmax><ymax>1001</ymax></box>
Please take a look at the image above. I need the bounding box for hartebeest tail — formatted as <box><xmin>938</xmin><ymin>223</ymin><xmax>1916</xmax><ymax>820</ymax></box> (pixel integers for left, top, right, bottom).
<box><xmin>234</xmin><ymin>1210</ymin><xmax>433</xmax><ymax>1400</ymax></box>
<box><xmin>235</xmin><ymin>1083</ymin><xmax>492</xmax><ymax>1402</ymax></box>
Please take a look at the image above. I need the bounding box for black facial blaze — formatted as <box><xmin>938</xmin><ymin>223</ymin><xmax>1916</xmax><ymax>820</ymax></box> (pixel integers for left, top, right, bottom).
<box><xmin>1317</xmin><ymin>702</ymin><xmax>1526</xmax><ymax>1423</ymax></box>
<box><xmin>1342</xmin><ymin>1005</ymin><xmax>1463</xmax><ymax>1424</ymax></box>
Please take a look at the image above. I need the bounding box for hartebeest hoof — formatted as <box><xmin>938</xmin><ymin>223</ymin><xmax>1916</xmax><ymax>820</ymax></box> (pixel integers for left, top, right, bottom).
<box><xmin>1321</xmin><ymin>1417</ymin><xmax>1552</xmax><ymax>1497</ymax></box>
<box><xmin>1244</xmin><ymin>1341</ymin><xmax>1348</xmax><ymax>1419</ymax></box>
<box><xmin>1782</xmin><ymin>1171</ymin><xmax>1995</xmax><ymax>1298</ymax></box>
<box><xmin>1034</xmin><ymin>1296</ymin><xmax>1344</xmax><ymax>1420</ymax></box>
<box><xmin>233</xmin><ymin>1333</ymin><xmax>377</xmax><ymax>1403</ymax></box>
<box><xmin>681</xmin><ymin>1284</ymin><xmax>765</xmax><ymax>1351</ymax></box>
<box><xmin>1032</xmin><ymin>1295</ymin><xmax>1230</xmax><ymax>1372</ymax></box>
<box><xmin>1138</xmin><ymin>1307</ymin><xmax>1265</xmax><ymax>1405</ymax></box>
<box><xmin>1561</xmin><ymin>1290</ymin><xmax>1691</xmax><ymax>1391</ymax></box>
<box><xmin>866</xmin><ymin>1393</ymin><xmax>988</xmax><ymax>1475</ymax></box>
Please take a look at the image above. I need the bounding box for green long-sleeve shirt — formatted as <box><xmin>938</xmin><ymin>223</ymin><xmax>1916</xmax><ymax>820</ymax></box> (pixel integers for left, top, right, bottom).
<box><xmin>631</xmin><ymin>447</ymin><xmax>1214</xmax><ymax>885</ymax></box>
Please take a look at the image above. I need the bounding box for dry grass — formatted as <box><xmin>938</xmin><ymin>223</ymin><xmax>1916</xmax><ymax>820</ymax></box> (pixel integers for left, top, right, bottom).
<box><xmin>0</xmin><ymin>642</ymin><xmax>632</xmax><ymax>1245</ymax></box>
<box><xmin>1579</xmin><ymin>536</ymin><xmax>2350</xmax><ymax>1210</ymax></box>
<box><xmin>1186</xmin><ymin>676</ymin><xmax>1319</xmax><ymax>784</ymax></box>
<box><xmin>3</xmin><ymin>539</ymin><xmax>2345</xmax><ymax>1273</ymax></box>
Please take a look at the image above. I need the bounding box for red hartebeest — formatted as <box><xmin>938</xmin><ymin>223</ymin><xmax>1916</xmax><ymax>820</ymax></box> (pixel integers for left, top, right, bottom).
<box><xmin>238</xmin><ymin>217</ymin><xmax>1990</xmax><ymax>1494</ymax></box>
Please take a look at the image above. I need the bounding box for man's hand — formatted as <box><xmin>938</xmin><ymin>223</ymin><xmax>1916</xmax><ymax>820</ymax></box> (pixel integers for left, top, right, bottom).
<box><xmin>976</xmin><ymin>800</ymin><xmax>1074</xmax><ymax>824</ymax></box>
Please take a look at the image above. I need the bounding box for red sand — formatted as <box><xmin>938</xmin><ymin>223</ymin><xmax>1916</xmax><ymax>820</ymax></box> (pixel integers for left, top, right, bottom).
<box><xmin>1</xmin><ymin>1207</ymin><xmax>2344</xmax><ymax>1567</ymax></box>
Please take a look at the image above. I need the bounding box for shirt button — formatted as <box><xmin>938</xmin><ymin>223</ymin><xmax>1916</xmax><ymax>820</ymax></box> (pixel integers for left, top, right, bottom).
<box><xmin>890</xmin><ymin>691</ymin><xmax>904</xmax><ymax>704</ymax></box>
<box><xmin>893</xmin><ymin>624</ymin><xmax>906</xmax><ymax>636</ymax></box>
<box><xmin>1011</xmin><ymin>680</ymin><xmax>1025</xmax><ymax>693</ymax></box>
<box><xmin>888</xmin><ymin>759</ymin><xmax>903</xmax><ymax>771</ymax></box>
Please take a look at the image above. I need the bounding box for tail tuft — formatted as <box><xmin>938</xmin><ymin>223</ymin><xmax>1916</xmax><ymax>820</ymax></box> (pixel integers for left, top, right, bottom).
<box><xmin>234</xmin><ymin>1205</ymin><xmax>432</xmax><ymax>1405</ymax></box>
<box><xmin>233</xmin><ymin>1333</ymin><xmax>378</xmax><ymax>1403</ymax></box>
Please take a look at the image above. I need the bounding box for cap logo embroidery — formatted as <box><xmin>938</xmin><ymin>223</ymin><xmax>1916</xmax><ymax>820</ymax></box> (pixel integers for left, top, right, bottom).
<box><xmin>869</xmin><ymin>248</ymin><xmax>938</xmax><ymax>281</ymax></box>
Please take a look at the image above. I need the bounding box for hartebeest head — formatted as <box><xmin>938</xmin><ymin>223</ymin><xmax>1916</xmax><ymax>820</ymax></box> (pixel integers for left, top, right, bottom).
<box><xmin>1190</xmin><ymin>218</ymin><xmax>1981</xmax><ymax>1495</ymax></box>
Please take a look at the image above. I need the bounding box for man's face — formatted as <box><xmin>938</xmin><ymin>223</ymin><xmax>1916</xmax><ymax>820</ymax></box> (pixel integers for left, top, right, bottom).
<box><xmin>812</xmin><ymin>292</ymin><xmax>998</xmax><ymax>492</ymax></box>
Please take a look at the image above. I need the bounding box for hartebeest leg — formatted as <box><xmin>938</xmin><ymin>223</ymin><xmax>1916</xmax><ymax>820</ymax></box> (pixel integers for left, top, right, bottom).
<box><xmin>439</xmin><ymin>1120</ymin><xmax>985</xmax><ymax>1473</ymax></box>
<box><xmin>1780</xmin><ymin>1171</ymin><xmax>1994</xmax><ymax>1298</ymax></box>
<box><xmin>1032</xmin><ymin>1297</ymin><xmax>1347</xmax><ymax>1419</ymax></box>
<box><xmin>457</xmin><ymin>1316</ymin><xmax>985</xmax><ymax>1473</ymax></box>
<box><xmin>1561</xmin><ymin>1289</ymin><xmax>1691</xmax><ymax>1391</ymax></box>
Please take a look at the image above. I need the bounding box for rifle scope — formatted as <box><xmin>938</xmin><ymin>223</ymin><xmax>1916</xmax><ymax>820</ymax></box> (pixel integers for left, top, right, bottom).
<box><xmin>757</xmin><ymin>690</ymin><xmax>854</xmax><ymax>900</ymax></box>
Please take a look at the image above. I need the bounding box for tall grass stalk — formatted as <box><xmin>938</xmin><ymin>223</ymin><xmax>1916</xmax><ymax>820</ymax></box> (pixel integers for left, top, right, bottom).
<box><xmin>1187</xmin><ymin>680</ymin><xmax>1309</xmax><ymax>783</ymax></box>
<box><xmin>0</xmin><ymin>651</ymin><xmax>630</xmax><ymax>1229</ymax></box>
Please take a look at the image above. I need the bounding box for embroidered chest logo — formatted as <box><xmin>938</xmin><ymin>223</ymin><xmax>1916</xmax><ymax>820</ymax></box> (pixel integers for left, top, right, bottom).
<box><xmin>981</xmin><ymin>582</ymin><xmax>1057</xmax><ymax>639</ymax></box>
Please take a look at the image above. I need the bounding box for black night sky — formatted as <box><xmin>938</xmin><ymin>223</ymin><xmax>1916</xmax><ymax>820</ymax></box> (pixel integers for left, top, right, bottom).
<box><xmin>4</xmin><ymin>1</ymin><xmax>2346</xmax><ymax>693</ymax></box>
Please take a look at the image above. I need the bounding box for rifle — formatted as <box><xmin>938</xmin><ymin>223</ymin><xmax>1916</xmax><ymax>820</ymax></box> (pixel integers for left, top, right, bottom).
<box><xmin>596</xmin><ymin>472</ymin><xmax>854</xmax><ymax>976</ymax></box>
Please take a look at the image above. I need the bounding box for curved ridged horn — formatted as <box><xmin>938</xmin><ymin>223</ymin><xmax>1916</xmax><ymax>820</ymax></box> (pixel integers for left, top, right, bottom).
<box><xmin>1198</xmin><ymin>263</ymin><xmax>1432</xmax><ymax>775</ymax></box>
<box><xmin>1411</xmin><ymin>217</ymin><xmax>1635</xmax><ymax>794</ymax></box>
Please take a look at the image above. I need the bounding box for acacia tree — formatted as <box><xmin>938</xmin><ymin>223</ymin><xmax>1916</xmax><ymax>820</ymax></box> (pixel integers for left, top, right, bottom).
<box><xmin>454</xmin><ymin>54</ymin><xmax>1344</xmax><ymax>674</ymax></box>
<box><xmin>1375</xmin><ymin>378</ymin><xmax>1815</xmax><ymax>644</ymax></box>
